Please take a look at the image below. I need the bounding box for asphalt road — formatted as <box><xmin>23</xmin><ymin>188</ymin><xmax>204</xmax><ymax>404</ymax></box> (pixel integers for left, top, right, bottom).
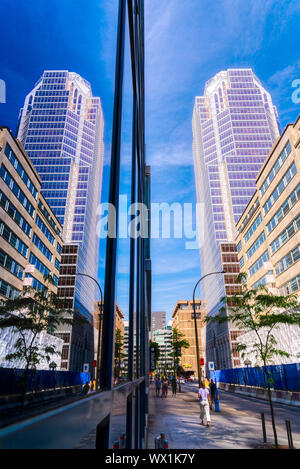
<box><xmin>147</xmin><ymin>383</ymin><xmax>300</xmax><ymax>449</ymax></box>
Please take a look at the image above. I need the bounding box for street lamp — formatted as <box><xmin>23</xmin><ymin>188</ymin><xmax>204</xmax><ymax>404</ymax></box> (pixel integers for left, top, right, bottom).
<box><xmin>75</xmin><ymin>273</ymin><xmax>103</xmax><ymax>391</ymax></box>
<box><xmin>192</xmin><ymin>271</ymin><xmax>225</xmax><ymax>385</ymax></box>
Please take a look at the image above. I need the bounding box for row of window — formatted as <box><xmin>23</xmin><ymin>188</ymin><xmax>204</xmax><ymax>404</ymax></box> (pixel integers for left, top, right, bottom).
<box><xmin>260</xmin><ymin>141</ymin><xmax>291</xmax><ymax>197</ymax></box>
<box><xmin>280</xmin><ymin>273</ymin><xmax>300</xmax><ymax>295</ymax></box>
<box><xmin>0</xmin><ymin>248</ymin><xmax>24</xmax><ymax>279</ymax></box>
<box><xmin>33</xmin><ymin>97</ymin><xmax>68</xmax><ymax>103</ymax></box>
<box><xmin>25</xmin><ymin>273</ymin><xmax>48</xmax><ymax>293</ymax></box>
<box><xmin>275</xmin><ymin>245</ymin><xmax>300</xmax><ymax>276</ymax></box>
<box><xmin>244</xmin><ymin>213</ymin><xmax>262</xmax><ymax>243</ymax></box>
<box><xmin>235</xmin><ymin>142</ymin><xmax>273</xmax><ymax>149</ymax></box>
<box><xmin>251</xmin><ymin>271</ymin><xmax>273</xmax><ymax>289</ymax></box>
<box><xmin>38</xmin><ymin>174</ymin><xmax>70</xmax><ymax>182</ymax></box>
<box><xmin>0</xmin><ymin>190</ymin><xmax>32</xmax><ymax>237</ymax></box>
<box><xmin>0</xmin><ymin>165</ymin><xmax>35</xmax><ymax>217</ymax></box>
<box><xmin>246</xmin><ymin>231</ymin><xmax>266</xmax><ymax>259</ymax></box>
<box><xmin>26</xmin><ymin>136</ymin><xmax>64</xmax><ymax>144</ymax></box>
<box><xmin>55</xmin><ymin>258</ymin><xmax>60</xmax><ymax>270</ymax></box>
<box><xmin>270</xmin><ymin>214</ymin><xmax>300</xmax><ymax>255</ymax></box>
<box><xmin>43</xmin><ymin>182</ymin><xmax>69</xmax><ymax>190</ymax></box>
<box><xmin>249</xmin><ymin>250</ymin><xmax>269</xmax><ymax>277</ymax></box>
<box><xmin>235</xmin><ymin>149</ymin><xmax>271</xmax><ymax>156</ymax></box>
<box><xmin>0</xmin><ymin>220</ymin><xmax>28</xmax><ymax>258</ymax></box>
<box><xmin>28</xmin><ymin>122</ymin><xmax>65</xmax><ymax>130</ymax></box>
<box><xmin>263</xmin><ymin>163</ymin><xmax>297</xmax><ymax>215</ymax></box>
<box><xmin>43</xmin><ymin>190</ymin><xmax>68</xmax><ymax>199</ymax></box>
<box><xmin>32</xmin><ymin>233</ymin><xmax>52</xmax><ymax>262</ymax></box>
<box><xmin>29</xmin><ymin>252</ymin><xmax>50</xmax><ymax>277</ymax></box>
<box><xmin>31</xmin><ymin>102</ymin><xmax>68</xmax><ymax>110</ymax></box>
<box><xmin>4</xmin><ymin>143</ymin><xmax>38</xmax><ymax>198</ymax></box>
<box><xmin>266</xmin><ymin>184</ymin><xmax>300</xmax><ymax>235</ymax></box>
<box><xmin>0</xmin><ymin>278</ymin><xmax>20</xmax><ymax>299</ymax></box>
<box><xmin>38</xmin><ymin>200</ymin><xmax>61</xmax><ymax>235</ymax></box>
<box><xmin>35</xmin><ymin>214</ymin><xmax>55</xmax><ymax>245</ymax></box>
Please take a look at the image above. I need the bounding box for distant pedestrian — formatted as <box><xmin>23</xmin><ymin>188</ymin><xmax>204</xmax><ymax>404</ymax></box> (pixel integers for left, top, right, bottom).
<box><xmin>82</xmin><ymin>381</ymin><xmax>90</xmax><ymax>395</ymax></box>
<box><xmin>209</xmin><ymin>379</ymin><xmax>216</xmax><ymax>410</ymax></box>
<box><xmin>204</xmin><ymin>377</ymin><xmax>210</xmax><ymax>389</ymax></box>
<box><xmin>171</xmin><ymin>377</ymin><xmax>177</xmax><ymax>396</ymax></box>
<box><xmin>162</xmin><ymin>380</ymin><xmax>168</xmax><ymax>398</ymax></box>
<box><xmin>198</xmin><ymin>381</ymin><xmax>211</xmax><ymax>427</ymax></box>
<box><xmin>155</xmin><ymin>378</ymin><xmax>161</xmax><ymax>397</ymax></box>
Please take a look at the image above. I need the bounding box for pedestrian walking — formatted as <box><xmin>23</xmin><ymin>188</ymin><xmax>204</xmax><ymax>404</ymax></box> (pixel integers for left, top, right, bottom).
<box><xmin>155</xmin><ymin>377</ymin><xmax>161</xmax><ymax>397</ymax></box>
<box><xmin>198</xmin><ymin>381</ymin><xmax>211</xmax><ymax>427</ymax></box>
<box><xmin>162</xmin><ymin>379</ymin><xmax>168</xmax><ymax>398</ymax></box>
<box><xmin>171</xmin><ymin>376</ymin><xmax>177</xmax><ymax>396</ymax></box>
<box><xmin>209</xmin><ymin>378</ymin><xmax>216</xmax><ymax>410</ymax></box>
<box><xmin>82</xmin><ymin>381</ymin><xmax>90</xmax><ymax>395</ymax></box>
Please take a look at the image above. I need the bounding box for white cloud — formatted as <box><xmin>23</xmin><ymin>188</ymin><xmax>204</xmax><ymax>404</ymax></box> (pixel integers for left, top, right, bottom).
<box><xmin>149</xmin><ymin>142</ymin><xmax>193</xmax><ymax>167</ymax></box>
<box><xmin>268</xmin><ymin>60</ymin><xmax>300</xmax><ymax>88</ymax></box>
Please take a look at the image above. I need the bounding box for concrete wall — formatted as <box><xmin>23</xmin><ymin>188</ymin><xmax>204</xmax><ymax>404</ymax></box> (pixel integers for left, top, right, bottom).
<box><xmin>0</xmin><ymin>327</ymin><xmax>63</xmax><ymax>370</ymax></box>
<box><xmin>219</xmin><ymin>381</ymin><xmax>300</xmax><ymax>408</ymax></box>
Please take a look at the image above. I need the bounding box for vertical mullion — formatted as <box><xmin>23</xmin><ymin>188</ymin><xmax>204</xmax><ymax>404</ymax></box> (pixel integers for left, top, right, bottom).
<box><xmin>100</xmin><ymin>0</ymin><xmax>126</xmax><ymax>391</ymax></box>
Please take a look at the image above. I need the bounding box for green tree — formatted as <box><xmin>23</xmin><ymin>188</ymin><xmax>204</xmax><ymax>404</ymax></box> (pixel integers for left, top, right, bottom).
<box><xmin>0</xmin><ymin>277</ymin><xmax>73</xmax><ymax>409</ymax></box>
<box><xmin>206</xmin><ymin>273</ymin><xmax>300</xmax><ymax>448</ymax></box>
<box><xmin>149</xmin><ymin>340</ymin><xmax>160</xmax><ymax>361</ymax></box>
<box><xmin>114</xmin><ymin>328</ymin><xmax>125</xmax><ymax>379</ymax></box>
<box><xmin>170</xmin><ymin>328</ymin><xmax>190</xmax><ymax>390</ymax></box>
<box><xmin>149</xmin><ymin>340</ymin><xmax>160</xmax><ymax>373</ymax></box>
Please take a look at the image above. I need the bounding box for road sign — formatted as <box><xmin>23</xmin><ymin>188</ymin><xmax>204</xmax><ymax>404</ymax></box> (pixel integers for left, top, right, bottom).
<box><xmin>83</xmin><ymin>363</ymin><xmax>89</xmax><ymax>373</ymax></box>
<box><xmin>208</xmin><ymin>361</ymin><xmax>214</xmax><ymax>371</ymax></box>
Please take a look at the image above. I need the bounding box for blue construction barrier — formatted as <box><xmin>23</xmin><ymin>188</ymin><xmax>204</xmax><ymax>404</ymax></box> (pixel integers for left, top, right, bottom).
<box><xmin>0</xmin><ymin>368</ymin><xmax>91</xmax><ymax>395</ymax></box>
<box><xmin>215</xmin><ymin>363</ymin><xmax>300</xmax><ymax>392</ymax></box>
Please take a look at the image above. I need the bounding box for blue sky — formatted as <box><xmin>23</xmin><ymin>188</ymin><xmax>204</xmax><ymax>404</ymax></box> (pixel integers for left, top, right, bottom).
<box><xmin>0</xmin><ymin>0</ymin><xmax>299</xmax><ymax>322</ymax></box>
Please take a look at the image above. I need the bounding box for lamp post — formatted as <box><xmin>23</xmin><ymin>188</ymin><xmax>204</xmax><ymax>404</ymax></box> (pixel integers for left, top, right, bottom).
<box><xmin>192</xmin><ymin>271</ymin><xmax>225</xmax><ymax>386</ymax></box>
<box><xmin>75</xmin><ymin>273</ymin><xmax>103</xmax><ymax>391</ymax></box>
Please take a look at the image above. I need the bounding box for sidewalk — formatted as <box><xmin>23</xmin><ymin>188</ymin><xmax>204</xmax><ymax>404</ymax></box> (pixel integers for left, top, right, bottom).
<box><xmin>146</xmin><ymin>383</ymin><xmax>299</xmax><ymax>449</ymax></box>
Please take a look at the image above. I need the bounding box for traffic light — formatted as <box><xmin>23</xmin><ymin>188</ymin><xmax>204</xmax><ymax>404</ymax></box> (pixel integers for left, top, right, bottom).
<box><xmin>200</xmin><ymin>358</ymin><xmax>205</xmax><ymax>366</ymax></box>
<box><xmin>93</xmin><ymin>360</ymin><xmax>97</xmax><ymax>368</ymax></box>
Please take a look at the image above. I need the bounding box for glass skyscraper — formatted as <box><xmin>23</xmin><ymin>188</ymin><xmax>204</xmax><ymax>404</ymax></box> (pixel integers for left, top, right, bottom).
<box><xmin>192</xmin><ymin>68</ymin><xmax>280</xmax><ymax>368</ymax></box>
<box><xmin>17</xmin><ymin>71</ymin><xmax>104</xmax><ymax>370</ymax></box>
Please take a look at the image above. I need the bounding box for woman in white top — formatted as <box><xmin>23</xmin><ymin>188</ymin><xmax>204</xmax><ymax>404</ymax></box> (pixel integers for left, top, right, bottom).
<box><xmin>198</xmin><ymin>381</ymin><xmax>211</xmax><ymax>427</ymax></box>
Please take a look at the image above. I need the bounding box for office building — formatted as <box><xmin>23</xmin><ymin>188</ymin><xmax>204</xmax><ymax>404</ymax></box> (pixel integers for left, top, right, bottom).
<box><xmin>17</xmin><ymin>71</ymin><xmax>104</xmax><ymax>371</ymax></box>
<box><xmin>192</xmin><ymin>68</ymin><xmax>280</xmax><ymax>368</ymax></box>
<box><xmin>0</xmin><ymin>127</ymin><xmax>64</xmax><ymax>368</ymax></box>
<box><xmin>152</xmin><ymin>326</ymin><xmax>173</xmax><ymax>373</ymax></box>
<box><xmin>171</xmin><ymin>300</ymin><xmax>205</xmax><ymax>379</ymax></box>
<box><xmin>236</xmin><ymin>115</ymin><xmax>300</xmax><ymax>365</ymax></box>
<box><xmin>151</xmin><ymin>311</ymin><xmax>166</xmax><ymax>335</ymax></box>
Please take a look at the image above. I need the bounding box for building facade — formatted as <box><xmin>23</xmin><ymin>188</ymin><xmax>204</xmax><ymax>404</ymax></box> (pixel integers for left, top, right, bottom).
<box><xmin>152</xmin><ymin>326</ymin><xmax>173</xmax><ymax>374</ymax></box>
<box><xmin>192</xmin><ymin>68</ymin><xmax>280</xmax><ymax>368</ymax></box>
<box><xmin>236</xmin><ymin>115</ymin><xmax>300</xmax><ymax>365</ymax></box>
<box><xmin>151</xmin><ymin>311</ymin><xmax>166</xmax><ymax>336</ymax></box>
<box><xmin>204</xmin><ymin>242</ymin><xmax>243</xmax><ymax>369</ymax></box>
<box><xmin>171</xmin><ymin>300</ymin><xmax>205</xmax><ymax>379</ymax></box>
<box><xmin>0</xmin><ymin>127</ymin><xmax>64</xmax><ymax>368</ymax></box>
<box><xmin>17</xmin><ymin>71</ymin><xmax>104</xmax><ymax>371</ymax></box>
